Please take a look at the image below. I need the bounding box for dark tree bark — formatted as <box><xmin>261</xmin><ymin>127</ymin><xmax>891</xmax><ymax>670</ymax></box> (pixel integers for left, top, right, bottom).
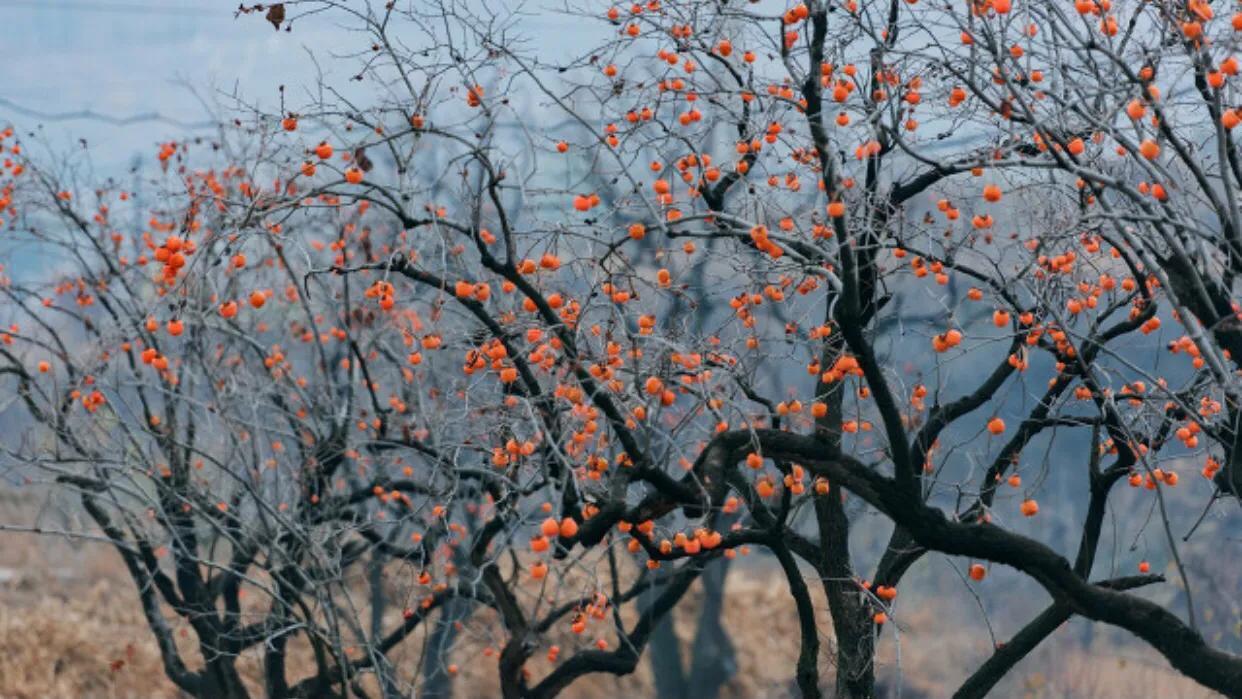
<box><xmin>810</xmin><ymin>325</ymin><xmax>875</xmax><ymax>699</ymax></box>
<box><xmin>686</xmin><ymin>557</ymin><xmax>737</xmax><ymax>699</ymax></box>
<box><xmin>815</xmin><ymin>492</ymin><xmax>874</xmax><ymax>699</ymax></box>
<box><xmin>201</xmin><ymin>656</ymin><xmax>250</xmax><ymax>699</ymax></box>
<box><xmin>421</xmin><ymin>598</ymin><xmax>470</xmax><ymax>699</ymax></box>
<box><xmin>644</xmin><ymin>582</ymin><xmax>687</xmax><ymax>699</ymax></box>
<box><xmin>773</xmin><ymin>539</ymin><xmax>822</xmax><ymax>699</ymax></box>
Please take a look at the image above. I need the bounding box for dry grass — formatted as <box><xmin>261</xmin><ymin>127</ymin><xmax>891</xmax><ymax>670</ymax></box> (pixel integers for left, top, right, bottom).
<box><xmin>0</xmin><ymin>513</ymin><xmax>176</xmax><ymax>699</ymax></box>
<box><xmin>0</xmin><ymin>504</ymin><xmax>1222</xmax><ymax>699</ymax></box>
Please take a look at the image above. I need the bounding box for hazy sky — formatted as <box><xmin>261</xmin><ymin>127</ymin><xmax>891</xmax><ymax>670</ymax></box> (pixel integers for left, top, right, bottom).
<box><xmin>0</xmin><ymin>1</ymin><xmax>355</xmax><ymax>170</ymax></box>
<box><xmin>0</xmin><ymin>0</ymin><xmax>608</xmax><ymax>175</ymax></box>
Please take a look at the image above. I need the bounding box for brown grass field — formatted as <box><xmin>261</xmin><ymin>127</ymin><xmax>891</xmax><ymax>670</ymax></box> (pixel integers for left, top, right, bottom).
<box><xmin>0</xmin><ymin>492</ymin><xmax>1220</xmax><ymax>699</ymax></box>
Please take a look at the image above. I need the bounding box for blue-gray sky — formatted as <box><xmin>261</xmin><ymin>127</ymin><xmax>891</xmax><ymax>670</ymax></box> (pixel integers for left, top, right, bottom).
<box><xmin>0</xmin><ymin>1</ymin><xmax>608</xmax><ymax>172</ymax></box>
<box><xmin>0</xmin><ymin>1</ymin><xmax>345</xmax><ymax>169</ymax></box>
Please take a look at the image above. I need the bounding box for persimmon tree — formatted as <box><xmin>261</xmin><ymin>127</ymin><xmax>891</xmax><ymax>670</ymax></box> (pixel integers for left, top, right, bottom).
<box><xmin>5</xmin><ymin>0</ymin><xmax>1242</xmax><ymax>697</ymax></box>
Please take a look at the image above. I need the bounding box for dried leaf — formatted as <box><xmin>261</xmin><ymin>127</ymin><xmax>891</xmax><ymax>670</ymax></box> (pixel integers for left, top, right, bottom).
<box><xmin>354</xmin><ymin>148</ymin><xmax>373</xmax><ymax>173</ymax></box>
<box><xmin>266</xmin><ymin>3</ymin><xmax>285</xmax><ymax>30</ymax></box>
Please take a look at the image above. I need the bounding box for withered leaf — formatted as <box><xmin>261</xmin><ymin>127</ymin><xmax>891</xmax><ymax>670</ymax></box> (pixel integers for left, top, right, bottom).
<box><xmin>266</xmin><ymin>3</ymin><xmax>285</xmax><ymax>30</ymax></box>
<box><xmin>354</xmin><ymin>148</ymin><xmax>373</xmax><ymax>172</ymax></box>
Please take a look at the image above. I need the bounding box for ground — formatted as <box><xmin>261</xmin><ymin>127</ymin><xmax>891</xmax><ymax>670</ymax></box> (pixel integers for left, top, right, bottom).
<box><xmin>0</xmin><ymin>492</ymin><xmax>1218</xmax><ymax>699</ymax></box>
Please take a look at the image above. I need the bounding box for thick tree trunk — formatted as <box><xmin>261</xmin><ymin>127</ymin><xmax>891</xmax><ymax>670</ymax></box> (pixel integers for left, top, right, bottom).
<box><xmin>422</xmin><ymin>598</ymin><xmax>470</xmax><ymax>699</ymax></box>
<box><xmin>645</xmin><ymin>582</ymin><xmax>687</xmax><ymax>699</ymax></box>
<box><xmin>201</xmin><ymin>655</ymin><xmax>250</xmax><ymax>699</ymax></box>
<box><xmin>686</xmin><ymin>557</ymin><xmax>737</xmax><ymax>699</ymax></box>
<box><xmin>816</xmin><ymin>493</ymin><xmax>875</xmax><ymax>699</ymax></box>
<box><xmin>814</xmin><ymin>329</ymin><xmax>876</xmax><ymax>699</ymax></box>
